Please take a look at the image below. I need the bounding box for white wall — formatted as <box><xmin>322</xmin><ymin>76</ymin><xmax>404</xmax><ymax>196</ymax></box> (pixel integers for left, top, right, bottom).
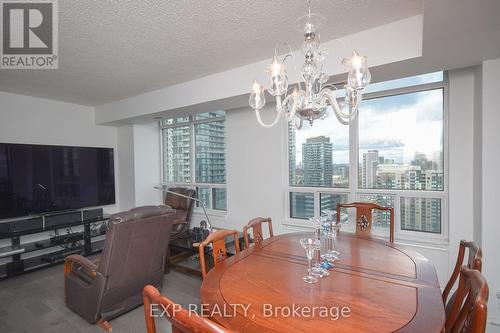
<box><xmin>116</xmin><ymin>125</ymin><xmax>135</xmax><ymax>210</ymax></box>
<box><xmin>443</xmin><ymin>68</ymin><xmax>477</xmax><ymax>282</ymax></box>
<box><xmin>473</xmin><ymin>65</ymin><xmax>483</xmax><ymax>246</ymax></box>
<box><xmin>0</xmin><ymin>91</ymin><xmax>120</xmax><ymax>214</ymax></box>
<box><xmin>225</xmin><ymin>105</ymin><xmax>287</xmax><ymax>234</ymax></box>
<box><xmin>115</xmin><ymin>122</ymin><xmax>162</xmax><ymax>210</ymax></box>
<box><xmin>132</xmin><ymin>123</ymin><xmax>162</xmax><ymax>206</ymax></box>
<box><xmin>482</xmin><ymin>57</ymin><xmax>500</xmax><ymax>331</ymax></box>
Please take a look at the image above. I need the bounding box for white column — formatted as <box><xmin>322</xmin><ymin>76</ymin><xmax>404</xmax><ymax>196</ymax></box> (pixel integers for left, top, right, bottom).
<box><xmin>482</xmin><ymin>57</ymin><xmax>500</xmax><ymax>331</ymax></box>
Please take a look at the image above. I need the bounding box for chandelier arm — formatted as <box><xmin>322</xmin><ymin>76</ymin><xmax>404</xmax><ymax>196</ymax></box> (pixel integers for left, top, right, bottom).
<box><xmin>320</xmin><ymin>89</ymin><xmax>350</xmax><ymax>125</ymax></box>
<box><xmin>321</xmin><ymin>84</ymin><xmax>338</xmax><ymax>91</ymax></box>
<box><xmin>331</xmin><ymin>102</ymin><xmax>351</xmax><ymax>125</ymax></box>
<box><xmin>338</xmin><ymin>94</ymin><xmax>361</xmax><ymax>120</ymax></box>
<box><xmin>346</xmin><ymin>98</ymin><xmax>360</xmax><ymax>120</ymax></box>
<box><xmin>275</xmin><ymin>95</ymin><xmax>283</xmax><ymax>113</ymax></box>
<box><xmin>255</xmin><ymin>109</ymin><xmax>281</xmax><ymax>128</ymax></box>
<box><xmin>329</xmin><ymin>38</ymin><xmax>347</xmax><ymax>51</ymax></box>
<box><xmin>280</xmin><ymin>92</ymin><xmax>300</xmax><ymax>121</ymax></box>
<box><xmin>276</xmin><ymin>42</ymin><xmax>304</xmax><ymax>93</ymax></box>
<box><xmin>289</xmin><ymin>94</ymin><xmax>299</xmax><ymax>120</ymax></box>
<box><xmin>320</xmin><ymin>86</ymin><xmax>361</xmax><ymax>121</ymax></box>
<box><xmin>294</xmin><ymin>117</ymin><xmax>303</xmax><ymax>130</ymax></box>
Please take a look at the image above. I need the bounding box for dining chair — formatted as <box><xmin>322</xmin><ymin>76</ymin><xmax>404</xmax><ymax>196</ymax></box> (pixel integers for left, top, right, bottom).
<box><xmin>243</xmin><ymin>217</ymin><xmax>273</xmax><ymax>249</ymax></box>
<box><xmin>143</xmin><ymin>285</ymin><xmax>233</xmax><ymax>333</ymax></box>
<box><xmin>443</xmin><ymin>240</ymin><xmax>483</xmax><ymax>317</ymax></box>
<box><xmin>444</xmin><ymin>266</ymin><xmax>489</xmax><ymax>333</ymax></box>
<box><xmin>337</xmin><ymin>202</ymin><xmax>395</xmax><ymax>242</ymax></box>
<box><xmin>198</xmin><ymin>229</ymin><xmax>240</xmax><ymax>279</ymax></box>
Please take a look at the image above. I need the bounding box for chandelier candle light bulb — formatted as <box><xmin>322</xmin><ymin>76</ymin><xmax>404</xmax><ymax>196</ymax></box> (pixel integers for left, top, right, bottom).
<box><xmin>249</xmin><ymin>0</ymin><xmax>371</xmax><ymax>129</ymax></box>
<box><xmin>249</xmin><ymin>80</ymin><xmax>265</xmax><ymax>110</ymax></box>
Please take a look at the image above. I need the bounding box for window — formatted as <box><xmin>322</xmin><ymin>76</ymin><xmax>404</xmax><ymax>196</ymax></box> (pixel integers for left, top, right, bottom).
<box><xmin>161</xmin><ymin>111</ymin><xmax>227</xmax><ymax>211</ymax></box>
<box><xmin>289</xmin><ymin>114</ymin><xmax>349</xmax><ymax>188</ymax></box>
<box><xmin>290</xmin><ymin>192</ymin><xmax>314</xmax><ymax>219</ymax></box>
<box><xmin>162</xmin><ymin>126</ymin><xmax>190</xmax><ymax>183</ymax></box>
<box><xmin>287</xmin><ymin>72</ymin><xmax>447</xmax><ymax>240</ymax></box>
<box><xmin>195</xmin><ymin>121</ymin><xmax>225</xmax><ymax>183</ymax></box>
<box><xmin>358</xmin><ymin>89</ymin><xmax>444</xmax><ymax>191</ymax></box>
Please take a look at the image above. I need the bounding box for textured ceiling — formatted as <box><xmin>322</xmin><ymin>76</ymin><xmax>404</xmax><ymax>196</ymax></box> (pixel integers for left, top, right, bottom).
<box><xmin>0</xmin><ymin>0</ymin><xmax>422</xmax><ymax>105</ymax></box>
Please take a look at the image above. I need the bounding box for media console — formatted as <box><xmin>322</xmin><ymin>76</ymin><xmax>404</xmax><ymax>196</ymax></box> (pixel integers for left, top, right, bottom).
<box><xmin>0</xmin><ymin>208</ymin><xmax>109</xmax><ymax>279</ymax></box>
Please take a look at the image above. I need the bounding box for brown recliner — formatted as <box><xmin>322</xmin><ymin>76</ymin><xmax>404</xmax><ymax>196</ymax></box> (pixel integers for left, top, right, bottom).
<box><xmin>165</xmin><ymin>187</ymin><xmax>196</xmax><ymax>238</ymax></box>
<box><xmin>64</xmin><ymin>205</ymin><xmax>174</xmax><ymax>330</ymax></box>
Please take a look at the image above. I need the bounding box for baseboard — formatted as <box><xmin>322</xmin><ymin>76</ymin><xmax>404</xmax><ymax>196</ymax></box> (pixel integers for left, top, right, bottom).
<box><xmin>488</xmin><ymin>317</ymin><xmax>500</xmax><ymax>333</ymax></box>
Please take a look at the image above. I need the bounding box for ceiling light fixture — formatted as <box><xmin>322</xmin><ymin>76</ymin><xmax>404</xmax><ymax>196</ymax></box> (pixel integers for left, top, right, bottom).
<box><xmin>249</xmin><ymin>0</ymin><xmax>371</xmax><ymax>129</ymax></box>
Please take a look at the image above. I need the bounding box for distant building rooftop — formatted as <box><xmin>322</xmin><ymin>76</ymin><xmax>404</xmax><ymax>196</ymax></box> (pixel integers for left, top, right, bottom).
<box><xmin>306</xmin><ymin>136</ymin><xmax>330</xmax><ymax>143</ymax></box>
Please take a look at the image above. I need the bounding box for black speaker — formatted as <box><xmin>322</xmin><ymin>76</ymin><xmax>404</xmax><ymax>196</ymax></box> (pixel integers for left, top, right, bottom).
<box><xmin>82</xmin><ymin>208</ymin><xmax>104</xmax><ymax>221</ymax></box>
<box><xmin>44</xmin><ymin>211</ymin><xmax>82</xmax><ymax>228</ymax></box>
<box><xmin>0</xmin><ymin>217</ymin><xmax>43</xmax><ymax>234</ymax></box>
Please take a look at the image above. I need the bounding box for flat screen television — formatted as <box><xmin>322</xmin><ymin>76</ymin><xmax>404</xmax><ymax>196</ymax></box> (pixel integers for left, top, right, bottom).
<box><xmin>0</xmin><ymin>143</ymin><xmax>115</xmax><ymax>219</ymax></box>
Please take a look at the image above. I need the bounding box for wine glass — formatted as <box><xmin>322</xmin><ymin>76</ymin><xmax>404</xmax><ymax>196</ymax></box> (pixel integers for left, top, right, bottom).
<box><xmin>321</xmin><ymin>229</ymin><xmax>340</xmax><ymax>263</ymax></box>
<box><xmin>321</xmin><ymin>209</ymin><xmax>336</xmax><ymax>230</ymax></box>
<box><xmin>299</xmin><ymin>238</ymin><xmax>319</xmax><ymax>284</ymax></box>
<box><xmin>310</xmin><ymin>220</ymin><xmax>330</xmax><ymax>277</ymax></box>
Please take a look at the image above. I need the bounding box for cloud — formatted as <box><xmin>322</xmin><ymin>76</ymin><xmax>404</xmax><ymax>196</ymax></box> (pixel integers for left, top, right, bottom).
<box><xmin>292</xmin><ymin>87</ymin><xmax>443</xmax><ymax>165</ymax></box>
<box><xmin>359</xmin><ymin>89</ymin><xmax>443</xmax><ymax>162</ymax></box>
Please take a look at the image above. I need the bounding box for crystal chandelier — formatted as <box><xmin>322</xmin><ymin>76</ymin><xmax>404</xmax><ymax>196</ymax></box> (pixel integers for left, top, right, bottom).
<box><xmin>249</xmin><ymin>0</ymin><xmax>371</xmax><ymax>129</ymax></box>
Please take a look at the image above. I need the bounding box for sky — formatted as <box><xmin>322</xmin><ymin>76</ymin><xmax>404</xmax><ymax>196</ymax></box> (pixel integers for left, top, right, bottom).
<box><xmin>293</xmin><ymin>72</ymin><xmax>444</xmax><ymax>165</ymax></box>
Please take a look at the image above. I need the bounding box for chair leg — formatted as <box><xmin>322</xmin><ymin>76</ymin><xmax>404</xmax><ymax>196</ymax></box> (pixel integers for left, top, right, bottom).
<box><xmin>98</xmin><ymin>319</ymin><xmax>112</xmax><ymax>332</ymax></box>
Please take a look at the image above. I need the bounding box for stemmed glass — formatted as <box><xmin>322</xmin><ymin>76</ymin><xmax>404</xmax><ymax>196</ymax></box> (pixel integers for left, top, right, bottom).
<box><xmin>309</xmin><ymin>219</ymin><xmax>330</xmax><ymax>277</ymax></box>
<box><xmin>321</xmin><ymin>210</ymin><xmax>341</xmax><ymax>263</ymax></box>
<box><xmin>322</xmin><ymin>229</ymin><xmax>340</xmax><ymax>262</ymax></box>
<box><xmin>299</xmin><ymin>238</ymin><xmax>319</xmax><ymax>284</ymax></box>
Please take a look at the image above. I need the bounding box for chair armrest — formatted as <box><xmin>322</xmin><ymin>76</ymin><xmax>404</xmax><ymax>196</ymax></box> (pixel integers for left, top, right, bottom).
<box><xmin>173</xmin><ymin>220</ymin><xmax>187</xmax><ymax>225</ymax></box>
<box><xmin>64</xmin><ymin>254</ymin><xmax>97</xmax><ymax>278</ymax></box>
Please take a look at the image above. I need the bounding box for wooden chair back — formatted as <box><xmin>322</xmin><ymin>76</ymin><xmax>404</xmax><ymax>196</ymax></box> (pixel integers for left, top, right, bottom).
<box><xmin>445</xmin><ymin>266</ymin><xmax>489</xmax><ymax>333</ymax></box>
<box><xmin>243</xmin><ymin>217</ymin><xmax>274</xmax><ymax>249</ymax></box>
<box><xmin>198</xmin><ymin>230</ymin><xmax>240</xmax><ymax>279</ymax></box>
<box><xmin>143</xmin><ymin>285</ymin><xmax>233</xmax><ymax>333</ymax></box>
<box><xmin>443</xmin><ymin>240</ymin><xmax>483</xmax><ymax>320</ymax></box>
<box><xmin>337</xmin><ymin>202</ymin><xmax>394</xmax><ymax>242</ymax></box>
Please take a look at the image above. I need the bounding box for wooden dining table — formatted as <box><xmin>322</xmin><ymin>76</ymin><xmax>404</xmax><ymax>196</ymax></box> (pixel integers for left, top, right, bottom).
<box><xmin>201</xmin><ymin>232</ymin><xmax>445</xmax><ymax>333</ymax></box>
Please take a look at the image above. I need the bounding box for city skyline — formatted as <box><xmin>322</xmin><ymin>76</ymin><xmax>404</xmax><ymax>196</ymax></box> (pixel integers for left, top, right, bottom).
<box><xmin>292</xmin><ymin>88</ymin><xmax>443</xmax><ymax>166</ymax></box>
<box><xmin>290</xmin><ymin>130</ymin><xmax>443</xmax><ymax>233</ymax></box>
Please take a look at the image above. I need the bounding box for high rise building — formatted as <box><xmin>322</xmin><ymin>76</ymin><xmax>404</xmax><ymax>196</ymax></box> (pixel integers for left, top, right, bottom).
<box><xmin>401</xmin><ymin>196</ymin><xmax>441</xmax><ymax>233</ymax></box>
<box><xmin>288</xmin><ymin>124</ymin><xmax>296</xmax><ymax>185</ymax></box>
<box><xmin>163</xmin><ymin>125</ymin><xmax>191</xmax><ymax>182</ymax></box>
<box><xmin>195</xmin><ymin>119</ymin><xmax>226</xmax><ymax>184</ymax></box>
<box><xmin>400</xmin><ymin>169</ymin><xmax>443</xmax><ymax>233</ymax></box>
<box><xmin>360</xmin><ymin>149</ymin><xmax>444</xmax><ymax>233</ymax></box>
<box><xmin>362</xmin><ymin>150</ymin><xmax>379</xmax><ymax>188</ymax></box>
<box><xmin>163</xmin><ymin>112</ymin><xmax>226</xmax><ymax>185</ymax></box>
<box><xmin>302</xmin><ymin>136</ymin><xmax>333</xmax><ymax>187</ymax></box>
<box><xmin>422</xmin><ymin>169</ymin><xmax>444</xmax><ymax>191</ymax></box>
<box><xmin>376</xmin><ymin>164</ymin><xmax>422</xmax><ymax>189</ymax></box>
<box><xmin>290</xmin><ymin>192</ymin><xmax>314</xmax><ymax>219</ymax></box>
<box><xmin>297</xmin><ymin>136</ymin><xmax>334</xmax><ymax>217</ymax></box>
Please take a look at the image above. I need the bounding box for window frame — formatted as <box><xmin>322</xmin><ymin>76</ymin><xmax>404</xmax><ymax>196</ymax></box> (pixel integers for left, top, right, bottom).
<box><xmin>160</xmin><ymin>113</ymin><xmax>227</xmax><ymax>212</ymax></box>
<box><xmin>285</xmin><ymin>72</ymin><xmax>449</xmax><ymax>244</ymax></box>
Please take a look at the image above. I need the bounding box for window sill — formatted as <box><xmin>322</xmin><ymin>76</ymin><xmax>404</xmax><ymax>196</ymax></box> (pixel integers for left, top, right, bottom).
<box><xmin>193</xmin><ymin>209</ymin><xmax>227</xmax><ymax>218</ymax></box>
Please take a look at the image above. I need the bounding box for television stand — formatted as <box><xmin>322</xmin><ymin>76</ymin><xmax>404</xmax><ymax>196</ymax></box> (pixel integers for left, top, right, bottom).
<box><xmin>0</xmin><ymin>210</ymin><xmax>109</xmax><ymax>279</ymax></box>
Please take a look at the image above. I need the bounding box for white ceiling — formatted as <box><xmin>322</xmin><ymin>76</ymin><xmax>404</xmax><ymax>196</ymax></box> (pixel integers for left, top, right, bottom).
<box><xmin>0</xmin><ymin>0</ymin><xmax>422</xmax><ymax>106</ymax></box>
